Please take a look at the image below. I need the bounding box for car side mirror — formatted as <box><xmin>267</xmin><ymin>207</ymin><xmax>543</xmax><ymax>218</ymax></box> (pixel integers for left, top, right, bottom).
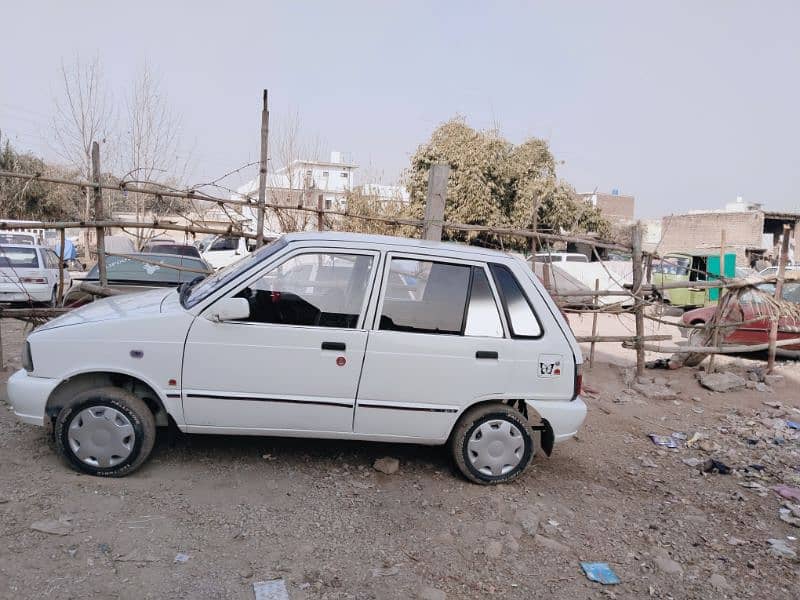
<box><xmin>207</xmin><ymin>297</ymin><xmax>250</xmax><ymax>322</ymax></box>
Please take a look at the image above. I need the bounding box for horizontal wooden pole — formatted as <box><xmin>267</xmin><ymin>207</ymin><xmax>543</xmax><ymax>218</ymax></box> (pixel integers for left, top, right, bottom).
<box><xmin>575</xmin><ymin>334</ymin><xmax>672</xmax><ymax>343</ymax></box>
<box><xmin>624</xmin><ymin>336</ymin><xmax>800</xmax><ymax>354</ymax></box>
<box><xmin>0</xmin><ymin>219</ymin><xmax>258</xmax><ymax>240</ymax></box>
<box><xmin>77</xmin><ymin>282</ymin><xmax>123</xmax><ymax>297</ymax></box>
<box><xmin>0</xmin><ymin>307</ymin><xmax>71</xmax><ymax>317</ymax></box>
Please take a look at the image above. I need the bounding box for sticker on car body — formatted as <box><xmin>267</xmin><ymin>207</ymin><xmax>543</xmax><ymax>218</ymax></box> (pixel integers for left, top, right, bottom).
<box><xmin>538</xmin><ymin>354</ymin><xmax>562</xmax><ymax>377</ymax></box>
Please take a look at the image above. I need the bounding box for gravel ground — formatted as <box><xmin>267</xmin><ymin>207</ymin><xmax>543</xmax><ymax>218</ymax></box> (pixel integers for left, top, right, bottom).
<box><xmin>2</xmin><ymin>315</ymin><xmax>800</xmax><ymax>599</ymax></box>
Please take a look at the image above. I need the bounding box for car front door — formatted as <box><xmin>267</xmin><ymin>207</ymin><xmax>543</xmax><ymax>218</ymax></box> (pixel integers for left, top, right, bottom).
<box><xmin>353</xmin><ymin>254</ymin><xmax>515</xmax><ymax>440</ymax></box>
<box><xmin>182</xmin><ymin>248</ymin><xmax>379</xmax><ymax>433</ymax></box>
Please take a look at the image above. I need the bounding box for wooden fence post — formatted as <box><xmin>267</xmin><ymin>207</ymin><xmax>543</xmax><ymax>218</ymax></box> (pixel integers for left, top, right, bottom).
<box><xmin>91</xmin><ymin>142</ymin><xmax>107</xmax><ymax>287</ymax></box>
<box><xmin>422</xmin><ymin>164</ymin><xmax>449</xmax><ymax>241</ymax></box>
<box><xmin>317</xmin><ymin>194</ymin><xmax>324</xmax><ymax>231</ymax></box>
<box><xmin>708</xmin><ymin>229</ymin><xmax>726</xmax><ymax>373</ymax></box>
<box><xmin>589</xmin><ymin>278</ymin><xmax>600</xmax><ymax>368</ymax></box>
<box><xmin>256</xmin><ymin>89</ymin><xmax>269</xmax><ymax>247</ymax></box>
<box><xmin>57</xmin><ymin>227</ymin><xmax>65</xmax><ymax>304</ymax></box>
<box><xmin>631</xmin><ymin>221</ymin><xmax>645</xmax><ymax>376</ymax></box>
<box><xmin>768</xmin><ymin>224</ymin><xmax>791</xmax><ymax>372</ymax></box>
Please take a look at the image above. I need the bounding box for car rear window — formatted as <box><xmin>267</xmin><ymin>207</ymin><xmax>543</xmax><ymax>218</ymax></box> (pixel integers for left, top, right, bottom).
<box><xmin>88</xmin><ymin>255</ymin><xmax>208</xmax><ymax>283</ymax></box>
<box><xmin>489</xmin><ymin>264</ymin><xmax>542</xmax><ymax>337</ymax></box>
<box><xmin>0</xmin><ymin>246</ymin><xmax>39</xmax><ymax>268</ymax></box>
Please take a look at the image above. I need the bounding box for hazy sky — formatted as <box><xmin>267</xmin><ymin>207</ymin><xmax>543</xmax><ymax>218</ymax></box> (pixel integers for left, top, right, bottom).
<box><xmin>1</xmin><ymin>1</ymin><xmax>799</xmax><ymax>217</ymax></box>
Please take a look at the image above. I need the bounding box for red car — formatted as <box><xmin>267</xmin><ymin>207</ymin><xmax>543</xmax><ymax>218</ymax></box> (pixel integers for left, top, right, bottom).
<box><xmin>681</xmin><ymin>282</ymin><xmax>800</xmax><ymax>358</ymax></box>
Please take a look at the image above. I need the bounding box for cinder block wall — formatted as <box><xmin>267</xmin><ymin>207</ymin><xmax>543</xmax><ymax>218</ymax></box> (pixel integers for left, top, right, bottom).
<box><xmin>658</xmin><ymin>212</ymin><xmax>764</xmax><ymax>265</ymax></box>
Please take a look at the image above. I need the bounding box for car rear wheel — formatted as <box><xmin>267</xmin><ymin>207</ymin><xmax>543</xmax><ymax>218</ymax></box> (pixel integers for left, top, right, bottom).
<box><xmin>450</xmin><ymin>403</ymin><xmax>534</xmax><ymax>485</ymax></box>
<box><xmin>54</xmin><ymin>387</ymin><xmax>156</xmax><ymax>477</ymax></box>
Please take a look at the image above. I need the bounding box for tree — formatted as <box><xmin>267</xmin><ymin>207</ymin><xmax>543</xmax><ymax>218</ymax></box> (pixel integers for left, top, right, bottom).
<box><xmin>119</xmin><ymin>64</ymin><xmax>189</xmax><ymax>244</ymax></box>
<box><xmin>406</xmin><ymin>118</ymin><xmax>610</xmax><ymax>249</ymax></box>
<box><xmin>52</xmin><ymin>54</ymin><xmax>114</xmax><ymax>256</ymax></box>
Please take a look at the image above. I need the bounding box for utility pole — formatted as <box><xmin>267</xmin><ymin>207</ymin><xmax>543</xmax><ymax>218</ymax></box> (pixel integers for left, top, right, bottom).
<box><xmin>423</xmin><ymin>164</ymin><xmax>449</xmax><ymax>241</ymax></box>
<box><xmin>91</xmin><ymin>141</ymin><xmax>107</xmax><ymax>287</ymax></box>
<box><xmin>256</xmin><ymin>89</ymin><xmax>269</xmax><ymax>247</ymax></box>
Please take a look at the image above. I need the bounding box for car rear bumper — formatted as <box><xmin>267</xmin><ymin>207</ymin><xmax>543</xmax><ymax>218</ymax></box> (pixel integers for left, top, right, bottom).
<box><xmin>0</xmin><ymin>283</ymin><xmax>51</xmax><ymax>302</ymax></box>
<box><xmin>6</xmin><ymin>369</ymin><xmax>59</xmax><ymax>426</ymax></box>
<box><xmin>525</xmin><ymin>396</ymin><xmax>587</xmax><ymax>443</ymax></box>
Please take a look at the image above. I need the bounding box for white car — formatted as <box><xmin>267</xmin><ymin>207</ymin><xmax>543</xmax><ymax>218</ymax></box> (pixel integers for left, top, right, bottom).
<box><xmin>532</xmin><ymin>252</ymin><xmax>589</xmax><ymax>263</ymax></box>
<box><xmin>198</xmin><ymin>234</ymin><xmax>251</xmax><ymax>270</ymax></box>
<box><xmin>0</xmin><ymin>244</ymin><xmax>71</xmax><ymax>305</ymax></box>
<box><xmin>8</xmin><ymin>232</ymin><xmax>586</xmax><ymax>484</ymax></box>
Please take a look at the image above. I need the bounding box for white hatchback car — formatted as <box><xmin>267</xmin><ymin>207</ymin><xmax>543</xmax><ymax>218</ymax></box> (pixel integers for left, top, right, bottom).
<box><xmin>8</xmin><ymin>232</ymin><xmax>587</xmax><ymax>484</ymax></box>
<box><xmin>0</xmin><ymin>243</ymin><xmax>70</xmax><ymax>305</ymax></box>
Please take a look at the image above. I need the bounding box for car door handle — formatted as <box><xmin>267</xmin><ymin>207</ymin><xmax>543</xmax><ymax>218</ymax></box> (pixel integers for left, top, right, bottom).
<box><xmin>322</xmin><ymin>342</ymin><xmax>346</xmax><ymax>351</ymax></box>
<box><xmin>475</xmin><ymin>351</ymin><xmax>499</xmax><ymax>360</ymax></box>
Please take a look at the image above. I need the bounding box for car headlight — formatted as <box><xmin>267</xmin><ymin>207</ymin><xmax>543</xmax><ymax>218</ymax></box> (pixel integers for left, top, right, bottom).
<box><xmin>22</xmin><ymin>341</ymin><xmax>33</xmax><ymax>372</ymax></box>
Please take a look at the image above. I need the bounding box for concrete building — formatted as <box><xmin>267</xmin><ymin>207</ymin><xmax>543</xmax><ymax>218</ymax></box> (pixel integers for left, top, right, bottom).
<box><xmin>656</xmin><ymin>199</ymin><xmax>800</xmax><ymax>266</ymax></box>
<box><xmin>579</xmin><ymin>191</ymin><xmax>635</xmax><ymax>222</ymax></box>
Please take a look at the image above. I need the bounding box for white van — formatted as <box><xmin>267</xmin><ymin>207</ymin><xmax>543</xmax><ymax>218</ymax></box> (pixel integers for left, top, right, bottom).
<box><xmin>197</xmin><ymin>234</ymin><xmax>250</xmax><ymax>270</ymax></box>
<box><xmin>8</xmin><ymin>232</ymin><xmax>586</xmax><ymax>484</ymax></box>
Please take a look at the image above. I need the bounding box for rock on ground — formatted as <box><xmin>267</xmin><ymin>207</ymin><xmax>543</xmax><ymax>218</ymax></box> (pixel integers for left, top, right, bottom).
<box><xmin>699</xmin><ymin>372</ymin><xmax>747</xmax><ymax>393</ymax></box>
<box><xmin>633</xmin><ymin>382</ymin><xmax>677</xmax><ymax>400</ymax></box>
<box><xmin>373</xmin><ymin>457</ymin><xmax>400</xmax><ymax>475</ymax></box>
<box><xmin>417</xmin><ymin>586</ymin><xmax>447</xmax><ymax>600</ymax></box>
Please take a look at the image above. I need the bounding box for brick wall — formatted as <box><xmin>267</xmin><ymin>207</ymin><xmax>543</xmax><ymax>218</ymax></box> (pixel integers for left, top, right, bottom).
<box><xmin>658</xmin><ymin>211</ymin><xmax>764</xmax><ymax>265</ymax></box>
<box><xmin>580</xmin><ymin>193</ymin><xmax>635</xmax><ymax>221</ymax></box>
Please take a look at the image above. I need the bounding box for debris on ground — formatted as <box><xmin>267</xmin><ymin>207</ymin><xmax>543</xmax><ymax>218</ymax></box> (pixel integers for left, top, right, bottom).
<box><xmin>580</xmin><ymin>562</ymin><xmax>620</xmax><ymax>585</ymax></box>
<box><xmin>649</xmin><ymin>434</ymin><xmax>679</xmax><ymax>448</ymax></box>
<box><xmin>778</xmin><ymin>504</ymin><xmax>800</xmax><ymax>527</ymax></box>
<box><xmin>701</xmin><ymin>459</ymin><xmax>731</xmax><ymax>475</ymax></box>
<box><xmin>417</xmin><ymin>586</ymin><xmax>447</xmax><ymax>600</ymax></box>
<box><xmin>29</xmin><ymin>516</ymin><xmax>72</xmax><ymax>536</ymax></box>
<box><xmin>773</xmin><ymin>485</ymin><xmax>800</xmax><ymax>502</ymax></box>
<box><xmin>653</xmin><ymin>548</ymin><xmax>684</xmax><ymax>576</ymax></box>
<box><xmin>253</xmin><ymin>578</ymin><xmax>290</xmax><ymax>600</ymax></box>
<box><xmin>373</xmin><ymin>457</ymin><xmax>400</xmax><ymax>475</ymax></box>
<box><xmin>634</xmin><ymin>379</ymin><xmax>678</xmax><ymax>400</ymax></box>
<box><xmin>174</xmin><ymin>553</ymin><xmax>190</xmax><ymax>563</ymax></box>
<box><xmin>698</xmin><ymin>372</ymin><xmax>747</xmax><ymax>393</ymax></box>
<box><xmin>767</xmin><ymin>539</ymin><xmax>797</xmax><ymax>559</ymax></box>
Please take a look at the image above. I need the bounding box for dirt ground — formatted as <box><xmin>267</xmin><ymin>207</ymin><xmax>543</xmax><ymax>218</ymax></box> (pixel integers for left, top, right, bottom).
<box><xmin>2</xmin><ymin>314</ymin><xmax>800</xmax><ymax>599</ymax></box>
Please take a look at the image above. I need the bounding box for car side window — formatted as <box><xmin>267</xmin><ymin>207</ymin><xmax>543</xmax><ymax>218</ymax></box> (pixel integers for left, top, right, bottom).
<box><xmin>489</xmin><ymin>264</ymin><xmax>543</xmax><ymax>338</ymax></box>
<box><xmin>464</xmin><ymin>268</ymin><xmax>504</xmax><ymax>337</ymax></box>
<box><xmin>379</xmin><ymin>259</ymin><xmax>471</xmax><ymax>335</ymax></box>
<box><xmin>209</xmin><ymin>236</ymin><xmax>239</xmax><ymax>251</ymax></box>
<box><xmin>234</xmin><ymin>252</ymin><xmax>374</xmax><ymax>328</ymax></box>
<box><xmin>42</xmin><ymin>250</ymin><xmax>56</xmax><ymax>269</ymax></box>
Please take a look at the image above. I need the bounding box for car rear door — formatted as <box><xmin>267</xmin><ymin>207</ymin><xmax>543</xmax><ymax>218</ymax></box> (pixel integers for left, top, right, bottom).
<box><xmin>182</xmin><ymin>247</ymin><xmax>379</xmax><ymax>433</ymax></box>
<box><xmin>354</xmin><ymin>253</ymin><xmax>515</xmax><ymax>440</ymax></box>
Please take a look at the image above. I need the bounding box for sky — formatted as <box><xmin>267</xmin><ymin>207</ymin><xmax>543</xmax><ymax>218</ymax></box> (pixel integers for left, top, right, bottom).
<box><xmin>1</xmin><ymin>0</ymin><xmax>799</xmax><ymax>217</ymax></box>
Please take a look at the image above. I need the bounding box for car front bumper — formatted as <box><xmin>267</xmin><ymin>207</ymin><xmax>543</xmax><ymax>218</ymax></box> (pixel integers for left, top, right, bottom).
<box><xmin>6</xmin><ymin>369</ymin><xmax>60</xmax><ymax>426</ymax></box>
<box><xmin>526</xmin><ymin>395</ymin><xmax>588</xmax><ymax>444</ymax></box>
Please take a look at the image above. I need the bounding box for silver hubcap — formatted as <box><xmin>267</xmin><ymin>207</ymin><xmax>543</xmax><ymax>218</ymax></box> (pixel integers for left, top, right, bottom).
<box><xmin>467</xmin><ymin>419</ymin><xmax>525</xmax><ymax>477</ymax></box>
<box><xmin>67</xmin><ymin>406</ymin><xmax>135</xmax><ymax>468</ymax></box>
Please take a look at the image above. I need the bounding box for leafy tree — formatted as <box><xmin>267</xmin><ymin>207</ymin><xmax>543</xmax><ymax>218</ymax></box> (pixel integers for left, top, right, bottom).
<box><xmin>406</xmin><ymin>118</ymin><xmax>610</xmax><ymax>249</ymax></box>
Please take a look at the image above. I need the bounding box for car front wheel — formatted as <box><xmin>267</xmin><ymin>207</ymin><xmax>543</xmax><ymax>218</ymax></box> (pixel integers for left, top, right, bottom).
<box><xmin>54</xmin><ymin>387</ymin><xmax>156</xmax><ymax>477</ymax></box>
<box><xmin>450</xmin><ymin>403</ymin><xmax>534</xmax><ymax>485</ymax></box>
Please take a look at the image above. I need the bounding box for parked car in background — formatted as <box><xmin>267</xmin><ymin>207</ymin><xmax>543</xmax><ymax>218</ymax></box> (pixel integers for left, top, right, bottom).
<box><xmin>197</xmin><ymin>234</ymin><xmax>251</xmax><ymax>270</ymax></box>
<box><xmin>532</xmin><ymin>252</ymin><xmax>588</xmax><ymax>263</ymax></box>
<box><xmin>62</xmin><ymin>253</ymin><xmax>212</xmax><ymax>307</ymax></box>
<box><xmin>759</xmin><ymin>264</ymin><xmax>800</xmax><ymax>278</ymax></box>
<box><xmin>10</xmin><ymin>232</ymin><xmax>586</xmax><ymax>483</ymax></box>
<box><xmin>0</xmin><ymin>244</ymin><xmax>70</xmax><ymax>305</ymax></box>
<box><xmin>0</xmin><ymin>232</ymin><xmax>38</xmax><ymax>245</ymax></box>
<box><xmin>141</xmin><ymin>242</ymin><xmax>203</xmax><ymax>259</ymax></box>
<box><xmin>681</xmin><ymin>281</ymin><xmax>800</xmax><ymax>358</ymax></box>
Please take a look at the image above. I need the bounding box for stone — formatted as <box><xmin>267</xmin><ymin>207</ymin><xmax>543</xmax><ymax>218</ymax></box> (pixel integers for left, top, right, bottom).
<box><xmin>515</xmin><ymin>509</ymin><xmax>540</xmax><ymax>537</ymax></box>
<box><xmin>764</xmin><ymin>374</ymin><xmax>784</xmax><ymax>387</ymax></box>
<box><xmin>755</xmin><ymin>382</ymin><xmax>769</xmax><ymax>393</ymax></box>
<box><xmin>653</xmin><ymin>548</ymin><xmax>683</xmax><ymax>576</ymax></box>
<box><xmin>373</xmin><ymin>457</ymin><xmax>399</xmax><ymax>475</ymax></box>
<box><xmin>633</xmin><ymin>382</ymin><xmax>677</xmax><ymax>400</ymax></box>
<box><xmin>682</xmin><ymin>457</ymin><xmax>703</xmax><ymax>468</ymax></box>
<box><xmin>486</xmin><ymin>541</ymin><xmax>503</xmax><ymax>559</ymax></box>
<box><xmin>534</xmin><ymin>535</ymin><xmax>571</xmax><ymax>553</ymax></box>
<box><xmin>371</xmin><ymin>566</ymin><xmax>400</xmax><ymax>577</ymax></box>
<box><xmin>709</xmin><ymin>573</ymin><xmax>731</xmax><ymax>592</ymax></box>
<box><xmin>768</xmin><ymin>538</ymin><xmax>797</xmax><ymax>559</ymax></box>
<box><xmin>699</xmin><ymin>372</ymin><xmax>746</xmax><ymax>393</ymax></box>
<box><xmin>30</xmin><ymin>517</ymin><xmax>72</xmax><ymax>536</ymax></box>
<box><xmin>746</xmin><ymin>381</ymin><xmax>758</xmax><ymax>390</ymax></box>
<box><xmin>417</xmin><ymin>586</ymin><xmax>447</xmax><ymax>600</ymax></box>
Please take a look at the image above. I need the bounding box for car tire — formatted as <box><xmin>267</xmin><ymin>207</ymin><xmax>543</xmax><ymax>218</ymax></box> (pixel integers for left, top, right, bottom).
<box><xmin>54</xmin><ymin>387</ymin><xmax>156</xmax><ymax>477</ymax></box>
<box><xmin>450</xmin><ymin>403</ymin><xmax>534</xmax><ymax>485</ymax></box>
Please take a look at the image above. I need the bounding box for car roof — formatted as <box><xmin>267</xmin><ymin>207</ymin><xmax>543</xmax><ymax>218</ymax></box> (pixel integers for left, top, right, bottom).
<box><xmin>281</xmin><ymin>231</ymin><xmax>511</xmax><ymax>260</ymax></box>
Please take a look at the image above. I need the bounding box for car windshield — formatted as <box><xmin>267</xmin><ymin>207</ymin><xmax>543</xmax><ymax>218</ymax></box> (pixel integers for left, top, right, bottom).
<box><xmin>183</xmin><ymin>237</ymin><xmax>287</xmax><ymax>308</ymax></box>
<box><xmin>654</xmin><ymin>256</ymin><xmax>690</xmax><ymax>276</ymax></box>
<box><xmin>0</xmin><ymin>246</ymin><xmax>39</xmax><ymax>268</ymax></box>
<box><xmin>88</xmin><ymin>254</ymin><xmax>209</xmax><ymax>283</ymax></box>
